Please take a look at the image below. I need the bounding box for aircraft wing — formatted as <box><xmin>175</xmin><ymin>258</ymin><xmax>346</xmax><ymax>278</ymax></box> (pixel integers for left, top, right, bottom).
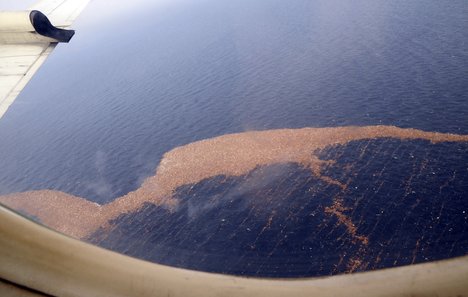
<box><xmin>30</xmin><ymin>0</ymin><xmax>91</xmax><ymax>27</ymax></box>
<box><xmin>0</xmin><ymin>0</ymin><xmax>90</xmax><ymax>119</ymax></box>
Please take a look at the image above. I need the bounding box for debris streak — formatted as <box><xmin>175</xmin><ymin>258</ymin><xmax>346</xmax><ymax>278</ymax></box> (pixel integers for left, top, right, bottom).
<box><xmin>1</xmin><ymin>125</ymin><xmax>467</xmax><ymax>239</ymax></box>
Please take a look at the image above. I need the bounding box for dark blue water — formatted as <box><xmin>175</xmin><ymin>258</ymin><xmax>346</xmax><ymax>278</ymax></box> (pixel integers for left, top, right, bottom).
<box><xmin>0</xmin><ymin>0</ymin><xmax>467</xmax><ymax>204</ymax></box>
<box><xmin>89</xmin><ymin>139</ymin><xmax>468</xmax><ymax>277</ymax></box>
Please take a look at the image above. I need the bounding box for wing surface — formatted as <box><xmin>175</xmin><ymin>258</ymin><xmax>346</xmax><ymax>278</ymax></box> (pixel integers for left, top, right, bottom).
<box><xmin>0</xmin><ymin>0</ymin><xmax>90</xmax><ymax>119</ymax></box>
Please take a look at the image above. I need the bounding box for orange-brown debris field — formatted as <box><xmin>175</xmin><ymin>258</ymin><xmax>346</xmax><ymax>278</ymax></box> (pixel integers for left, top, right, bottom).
<box><xmin>1</xmin><ymin>125</ymin><xmax>467</xmax><ymax>239</ymax></box>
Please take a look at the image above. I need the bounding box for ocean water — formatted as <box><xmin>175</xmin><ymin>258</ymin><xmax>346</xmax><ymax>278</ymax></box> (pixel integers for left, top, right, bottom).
<box><xmin>88</xmin><ymin>139</ymin><xmax>468</xmax><ymax>277</ymax></box>
<box><xmin>0</xmin><ymin>0</ymin><xmax>467</xmax><ymax>203</ymax></box>
<box><xmin>0</xmin><ymin>0</ymin><xmax>467</xmax><ymax>277</ymax></box>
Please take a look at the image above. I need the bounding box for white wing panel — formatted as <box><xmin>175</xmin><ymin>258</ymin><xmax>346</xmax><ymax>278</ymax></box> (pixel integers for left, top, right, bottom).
<box><xmin>0</xmin><ymin>0</ymin><xmax>90</xmax><ymax>120</ymax></box>
<box><xmin>0</xmin><ymin>55</ymin><xmax>42</xmax><ymax>76</ymax></box>
<box><xmin>0</xmin><ymin>43</ymin><xmax>55</xmax><ymax>119</ymax></box>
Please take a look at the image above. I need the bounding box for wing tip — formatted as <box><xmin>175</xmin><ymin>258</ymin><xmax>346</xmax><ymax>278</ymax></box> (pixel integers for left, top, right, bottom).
<box><xmin>30</xmin><ymin>10</ymin><xmax>75</xmax><ymax>43</ymax></box>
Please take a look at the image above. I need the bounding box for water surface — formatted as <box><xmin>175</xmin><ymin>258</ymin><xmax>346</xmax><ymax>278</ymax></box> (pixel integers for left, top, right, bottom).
<box><xmin>0</xmin><ymin>0</ymin><xmax>467</xmax><ymax>277</ymax></box>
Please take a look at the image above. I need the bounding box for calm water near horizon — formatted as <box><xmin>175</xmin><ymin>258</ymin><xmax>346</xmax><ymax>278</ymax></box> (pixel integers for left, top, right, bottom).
<box><xmin>0</xmin><ymin>0</ymin><xmax>467</xmax><ymax>277</ymax></box>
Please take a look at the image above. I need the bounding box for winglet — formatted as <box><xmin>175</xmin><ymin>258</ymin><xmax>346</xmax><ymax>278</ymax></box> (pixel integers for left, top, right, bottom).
<box><xmin>29</xmin><ymin>10</ymin><xmax>75</xmax><ymax>43</ymax></box>
<box><xmin>0</xmin><ymin>10</ymin><xmax>75</xmax><ymax>43</ymax></box>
